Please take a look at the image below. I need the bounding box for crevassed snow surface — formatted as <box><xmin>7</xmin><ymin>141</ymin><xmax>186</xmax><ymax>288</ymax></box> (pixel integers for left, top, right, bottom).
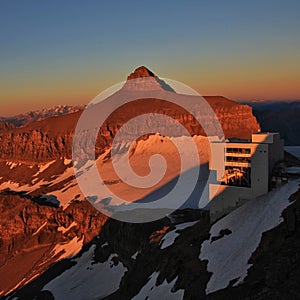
<box><xmin>160</xmin><ymin>221</ymin><xmax>199</xmax><ymax>249</ymax></box>
<box><xmin>131</xmin><ymin>272</ymin><xmax>184</xmax><ymax>300</ymax></box>
<box><xmin>200</xmin><ymin>179</ymin><xmax>299</xmax><ymax>295</ymax></box>
<box><xmin>43</xmin><ymin>245</ymin><xmax>127</xmax><ymax>300</ymax></box>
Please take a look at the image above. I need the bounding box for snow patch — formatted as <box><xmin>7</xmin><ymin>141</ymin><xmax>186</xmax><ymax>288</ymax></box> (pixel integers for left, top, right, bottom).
<box><xmin>200</xmin><ymin>179</ymin><xmax>299</xmax><ymax>295</ymax></box>
<box><xmin>64</xmin><ymin>158</ymin><xmax>72</xmax><ymax>165</ymax></box>
<box><xmin>32</xmin><ymin>222</ymin><xmax>47</xmax><ymax>236</ymax></box>
<box><xmin>9</xmin><ymin>162</ymin><xmax>18</xmax><ymax>169</ymax></box>
<box><xmin>0</xmin><ymin>180</ymin><xmax>35</xmax><ymax>193</ymax></box>
<box><xmin>132</xmin><ymin>272</ymin><xmax>184</xmax><ymax>300</ymax></box>
<box><xmin>57</xmin><ymin>221</ymin><xmax>77</xmax><ymax>234</ymax></box>
<box><xmin>101</xmin><ymin>242</ymin><xmax>109</xmax><ymax>248</ymax></box>
<box><xmin>44</xmin><ymin>179</ymin><xmax>82</xmax><ymax>208</ymax></box>
<box><xmin>32</xmin><ymin>161</ymin><xmax>56</xmax><ymax>177</ymax></box>
<box><xmin>286</xmin><ymin>167</ymin><xmax>300</xmax><ymax>175</ymax></box>
<box><xmin>160</xmin><ymin>221</ymin><xmax>198</xmax><ymax>249</ymax></box>
<box><xmin>52</xmin><ymin>236</ymin><xmax>83</xmax><ymax>260</ymax></box>
<box><xmin>44</xmin><ymin>245</ymin><xmax>127</xmax><ymax>300</ymax></box>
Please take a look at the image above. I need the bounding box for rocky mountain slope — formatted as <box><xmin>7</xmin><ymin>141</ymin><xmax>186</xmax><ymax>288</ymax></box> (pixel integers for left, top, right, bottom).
<box><xmin>6</xmin><ymin>178</ymin><xmax>300</xmax><ymax>300</ymax></box>
<box><xmin>0</xmin><ymin>193</ymin><xmax>107</xmax><ymax>297</ymax></box>
<box><xmin>1</xmin><ymin>145</ymin><xmax>299</xmax><ymax>299</ymax></box>
<box><xmin>0</xmin><ymin>132</ymin><xmax>211</xmax><ymax>297</ymax></box>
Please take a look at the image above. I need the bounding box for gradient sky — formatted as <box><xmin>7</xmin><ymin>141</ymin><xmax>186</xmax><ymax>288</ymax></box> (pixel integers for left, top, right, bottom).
<box><xmin>1</xmin><ymin>0</ymin><xmax>299</xmax><ymax>116</ymax></box>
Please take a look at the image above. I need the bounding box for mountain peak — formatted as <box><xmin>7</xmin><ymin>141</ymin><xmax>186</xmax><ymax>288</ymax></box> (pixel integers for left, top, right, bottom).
<box><xmin>127</xmin><ymin>66</ymin><xmax>156</xmax><ymax>81</ymax></box>
<box><xmin>124</xmin><ymin>66</ymin><xmax>175</xmax><ymax>92</ymax></box>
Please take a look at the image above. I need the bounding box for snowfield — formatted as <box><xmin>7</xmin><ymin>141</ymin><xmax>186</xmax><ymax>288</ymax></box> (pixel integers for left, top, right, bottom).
<box><xmin>0</xmin><ymin>135</ymin><xmax>212</xmax><ymax>210</ymax></box>
<box><xmin>43</xmin><ymin>245</ymin><xmax>127</xmax><ymax>300</ymax></box>
<box><xmin>160</xmin><ymin>221</ymin><xmax>199</xmax><ymax>249</ymax></box>
<box><xmin>0</xmin><ymin>158</ymin><xmax>84</xmax><ymax>207</ymax></box>
<box><xmin>200</xmin><ymin>179</ymin><xmax>299</xmax><ymax>295</ymax></box>
<box><xmin>286</xmin><ymin>167</ymin><xmax>300</xmax><ymax>175</ymax></box>
<box><xmin>131</xmin><ymin>272</ymin><xmax>184</xmax><ymax>300</ymax></box>
<box><xmin>52</xmin><ymin>236</ymin><xmax>84</xmax><ymax>260</ymax></box>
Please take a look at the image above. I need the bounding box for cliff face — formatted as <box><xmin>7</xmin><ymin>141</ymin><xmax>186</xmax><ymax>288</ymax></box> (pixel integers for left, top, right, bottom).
<box><xmin>0</xmin><ymin>129</ymin><xmax>73</xmax><ymax>162</ymax></box>
<box><xmin>0</xmin><ymin>97</ymin><xmax>259</xmax><ymax>163</ymax></box>
<box><xmin>0</xmin><ymin>193</ymin><xmax>107</xmax><ymax>295</ymax></box>
<box><xmin>0</xmin><ymin>194</ymin><xmax>106</xmax><ymax>265</ymax></box>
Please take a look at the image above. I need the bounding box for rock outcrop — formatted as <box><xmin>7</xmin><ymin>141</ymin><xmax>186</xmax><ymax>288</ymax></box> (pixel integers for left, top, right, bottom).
<box><xmin>0</xmin><ymin>192</ymin><xmax>107</xmax><ymax>295</ymax></box>
<box><xmin>0</xmin><ymin>94</ymin><xmax>259</xmax><ymax>164</ymax></box>
<box><xmin>8</xmin><ymin>209</ymin><xmax>211</xmax><ymax>300</ymax></box>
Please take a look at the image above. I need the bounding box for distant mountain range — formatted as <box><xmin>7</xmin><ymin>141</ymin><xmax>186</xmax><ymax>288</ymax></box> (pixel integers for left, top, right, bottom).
<box><xmin>0</xmin><ymin>105</ymin><xmax>84</xmax><ymax>127</ymax></box>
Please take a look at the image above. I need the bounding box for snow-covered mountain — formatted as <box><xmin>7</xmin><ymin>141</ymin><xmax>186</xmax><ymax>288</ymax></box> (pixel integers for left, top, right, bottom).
<box><xmin>1</xmin><ymin>104</ymin><xmax>84</xmax><ymax>127</ymax></box>
<box><xmin>2</xmin><ymin>139</ymin><xmax>300</xmax><ymax>299</ymax></box>
<box><xmin>6</xmin><ymin>177</ymin><xmax>300</xmax><ymax>300</ymax></box>
<box><xmin>1</xmin><ymin>66</ymin><xmax>300</xmax><ymax>299</ymax></box>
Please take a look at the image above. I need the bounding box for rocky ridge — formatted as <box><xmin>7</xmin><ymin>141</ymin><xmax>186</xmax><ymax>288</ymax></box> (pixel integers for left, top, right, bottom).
<box><xmin>7</xmin><ymin>183</ymin><xmax>300</xmax><ymax>300</ymax></box>
<box><xmin>0</xmin><ymin>67</ymin><xmax>260</xmax><ymax>164</ymax></box>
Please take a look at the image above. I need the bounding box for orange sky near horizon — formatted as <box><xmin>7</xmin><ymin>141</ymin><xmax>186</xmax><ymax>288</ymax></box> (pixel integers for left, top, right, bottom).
<box><xmin>1</xmin><ymin>1</ymin><xmax>299</xmax><ymax>117</ymax></box>
<box><xmin>1</xmin><ymin>60</ymin><xmax>299</xmax><ymax>117</ymax></box>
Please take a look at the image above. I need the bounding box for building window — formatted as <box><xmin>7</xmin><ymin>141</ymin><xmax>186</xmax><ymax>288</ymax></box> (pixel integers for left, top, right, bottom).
<box><xmin>221</xmin><ymin>166</ymin><xmax>251</xmax><ymax>188</ymax></box>
<box><xmin>226</xmin><ymin>156</ymin><xmax>251</xmax><ymax>163</ymax></box>
<box><xmin>226</xmin><ymin>148</ymin><xmax>251</xmax><ymax>154</ymax></box>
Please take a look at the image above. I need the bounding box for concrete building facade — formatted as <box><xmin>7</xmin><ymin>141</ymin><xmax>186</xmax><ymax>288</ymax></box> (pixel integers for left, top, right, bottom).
<box><xmin>209</xmin><ymin>133</ymin><xmax>284</xmax><ymax>222</ymax></box>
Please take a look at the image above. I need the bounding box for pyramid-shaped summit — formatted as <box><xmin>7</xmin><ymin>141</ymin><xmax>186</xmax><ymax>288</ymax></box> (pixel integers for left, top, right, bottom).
<box><xmin>127</xmin><ymin>66</ymin><xmax>156</xmax><ymax>81</ymax></box>
<box><xmin>124</xmin><ymin>66</ymin><xmax>175</xmax><ymax>92</ymax></box>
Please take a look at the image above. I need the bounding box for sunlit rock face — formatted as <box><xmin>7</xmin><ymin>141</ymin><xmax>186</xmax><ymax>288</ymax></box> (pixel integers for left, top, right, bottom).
<box><xmin>124</xmin><ymin>66</ymin><xmax>176</xmax><ymax>92</ymax></box>
<box><xmin>0</xmin><ymin>67</ymin><xmax>259</xmax><ymax>164</ymax></box>
<box><xmin>0</xmin><ymin>193</ymin><xmax>107</xmax><ymax>296</ymax></box>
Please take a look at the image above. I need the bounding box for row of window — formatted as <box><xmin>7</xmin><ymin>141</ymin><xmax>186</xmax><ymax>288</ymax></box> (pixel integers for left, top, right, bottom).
<box><xmin>226</xmin><ymin>147</ymin><xmax>251</xmax><ymax>154</ymax></box>
<box><xmin>226</xmin><ymin>156</ymin><xmax>251</xmax><ymax>163</ymax></box>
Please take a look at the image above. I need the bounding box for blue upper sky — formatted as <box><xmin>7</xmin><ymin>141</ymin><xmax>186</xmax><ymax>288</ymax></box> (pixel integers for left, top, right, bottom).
<box><xmin>0</xmin><ymin>0</ymin><xmax>299</xmax><ymax>115</ymax></box>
